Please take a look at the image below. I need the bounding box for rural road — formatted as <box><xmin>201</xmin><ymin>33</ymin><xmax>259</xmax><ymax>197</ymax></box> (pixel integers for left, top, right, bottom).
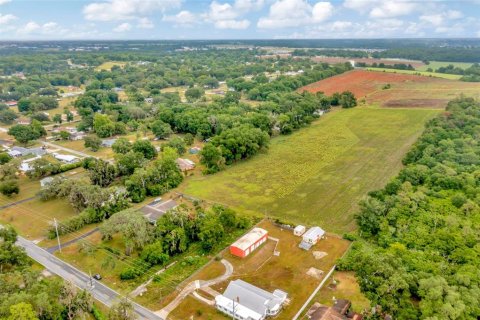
<box><xmin>156</xmin><ymin>259</ymin><xmax>233</xmax><ymax>319</ymax></box>
<box><xmin>16</xmin><ymin>236</ymin><xmax>163</xmax><ymax>320</ymax></box>
<box><xmin>41</xmin><ymin>141</ymin><xmax>98</xmax><ymax>159</ymax></box>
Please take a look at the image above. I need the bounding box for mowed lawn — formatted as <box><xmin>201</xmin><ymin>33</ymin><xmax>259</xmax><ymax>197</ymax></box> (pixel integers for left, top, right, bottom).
<box><xmin>182</xmin><ymin>107</ymin><xmax>439</xmax><ymax>234</ymax></box>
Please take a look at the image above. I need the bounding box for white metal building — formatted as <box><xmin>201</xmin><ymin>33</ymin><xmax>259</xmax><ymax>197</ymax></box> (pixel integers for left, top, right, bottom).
<box><xmin>294</xmin><ymin>225</ymin><xmax>306</xmax><ymax>236</ymax></box>
<box><xmin>215</xmin><ymin>279</ymin><xmax>288</xmax><ymax>320</ymax></box>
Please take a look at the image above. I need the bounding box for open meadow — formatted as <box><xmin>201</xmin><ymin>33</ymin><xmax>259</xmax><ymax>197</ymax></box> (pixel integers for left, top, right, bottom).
<box><xmin>182</xmin><ymin>107</ymin><xmax>439</xmax><ymax>234</ymax></box>
<box><xmin>365</xmin><ymin>67</ymin><xmax>463</xmax><ymax>80</ymax></box>
<box><xmin>301</xmin><ymin>69</ymin><xmax>480</xmax><ymax>109</ymax></box>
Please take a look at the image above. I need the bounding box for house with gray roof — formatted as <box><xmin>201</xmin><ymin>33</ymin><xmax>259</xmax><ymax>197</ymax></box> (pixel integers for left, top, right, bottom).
<box><xmin>215</xmin><ymin>279</ymin><xmax>288</xmax><ymax>320</ymax></box>
<box><xmin>9</xmin><ymin>146</ymin><xmax>47</xmax><ymax>157</ymax></box>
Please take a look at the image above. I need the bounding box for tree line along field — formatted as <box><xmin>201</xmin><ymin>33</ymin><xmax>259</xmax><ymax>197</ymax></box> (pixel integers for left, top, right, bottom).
<box><xmin>300</xmin><ymin>69</ymin><xmax>480</xmax><ymax>109</ymax></box>
<box><xmin>182</xmin><ymin>107</ymin><xmax>439</xmax><ymax>234</ymax></box>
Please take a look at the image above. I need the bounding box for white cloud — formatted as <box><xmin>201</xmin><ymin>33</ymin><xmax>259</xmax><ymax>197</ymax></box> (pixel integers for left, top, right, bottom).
<box><xmin>257</xmin><ymin>0</ymin><xmax>333</xmax><ymax>29</ymax></box>
<box><xmin>113</xmin><ymin>22</ymin><xmax>132</xmax><ymax>32</ymax></box>
<box><xmin>163</xmin><ymin>10</ymin><xmax>198</xmax><ymax>26</ymax></box>
<box><xmin>420</xmin><ymin>14</ymin><xmax>443</xmax><ymax>26</ymax></box>
<box><xmin>329</xmin><ymin>20</ymin><xmax>352</xmax><ymax>31</ymax></box>
<box><xmin>83</xmin><ymin>0</ymin><xmax>181</xmax><ymax>21</ymax></box>
<box><xmin>344</xmin><ymin>0</ymin><xmax>417</xmax><ymax>19</ymax></box>
<box><xmin>137</xmin><ymin>17</ymin><xmax>154</xmax><ymax>29</ymax></box>
<box><xmin>369</xmin><ymin>1</ymin><xmax>416</xmax><ymax>18</ymax></box>
<box><xmin>0</xmin><ymin>13</ymin><xmax>16</xmax><ymax>24</ymax></box>
<box><xmin>214</xmin><ymin>19</ymin><xmax>250</xmax><ymax>29</ymax></box>
<box><xmin>17</xmin><ymin>21</ymin><xmax>67</xmax><ymax>36</ymax></box>
<box><xmin>0</xmin><ymin>0</ymin><xmax>11</xmax><ymax>5</ymax></box>
<box><xmin>446</xmin><ymin>10</ymin><xmax>463</xmax><ymax>20</ymax></box>
<box><xmin>203</xmin><ymin>0</ymin><xmax>263</xmax><ymax>29</ymax></box>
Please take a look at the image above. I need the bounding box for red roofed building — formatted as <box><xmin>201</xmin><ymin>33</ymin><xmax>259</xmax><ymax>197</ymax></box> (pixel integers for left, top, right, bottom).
<box><xmin>230</xmin><ymin>227</ymin><xmax>268</xmax><ymax>258</ymax></box>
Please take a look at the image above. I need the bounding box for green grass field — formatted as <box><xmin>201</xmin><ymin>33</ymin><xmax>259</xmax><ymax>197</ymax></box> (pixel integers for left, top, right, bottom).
<box><xmin>181</xmin><ymin>107</ymin><xmax>439</xmax><ymax>234</ymax></box>
<box><xmin>365</xmin><ymin>67</ymin><xmax>462</xmax><ymax>80</ymax></box>
<box><xmin>417</xmin><ymin>61</ymin><xmax>473</xmax><ymax>72</ymax></box>
<box><xmin>94</xmin><ymin>61</ymin><xmax>127</xmax><ymax>71</ymax></box>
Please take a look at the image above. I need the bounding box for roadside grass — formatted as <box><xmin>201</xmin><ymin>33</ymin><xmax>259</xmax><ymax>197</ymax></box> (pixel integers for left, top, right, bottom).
<box><xmin>170</xmin><ymin>296</ymin><xmax>227</xmax><ymax>320</ymax></box>
<box><xmin>417</xmin><ymin>61</ymin><xmax>473</xmax><ymax>72</ymax></box>
<box><xmin>0</xmin><ymin>197</ymin><xmax>75</xmax><ymax>240</ymax></box>
<box><xmin>365</xmin><ymin>67</ymin><xmax>462</xmax><ymax>80</ymax></box>
<box><xmin>53</xmin><ymin>139</ymin><xmax>115</xmax><ymax>159</ymax></box>
<box><xmin>169</xmin><ymin>220</ymin><xmax>350</xmax><ymax>320</ymax></box>
<box><xmin>182</xmin><ymin>107</ymin><xmax>439</xmax><ymax>234</ymax></box>
<box><xmin>308</xmin><ymin>271</ymin><xmax>370</xmax><ymax>314</ymax></box>
<box><xmin>135</xmin><ymin>224</ymin><xmax>255</xmax><ymax>310</ymax></box>
<box><xmin>95</xmin><ymin>61</ymin><xmax>127</xmax><ymax>71</ymax></box>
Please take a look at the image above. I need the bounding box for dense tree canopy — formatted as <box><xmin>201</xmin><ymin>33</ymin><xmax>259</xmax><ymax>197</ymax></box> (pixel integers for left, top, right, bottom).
<box><xmin>340</xmin><ymin>97</ymin><xmax>480</xmax><ymax>319</ymax></box>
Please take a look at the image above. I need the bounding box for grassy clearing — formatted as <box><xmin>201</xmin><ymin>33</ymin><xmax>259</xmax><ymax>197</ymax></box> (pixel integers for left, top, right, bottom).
<box><xmin>95</xmin><ymin>61</ymin><xmax>127</xmax><ymax>71</ymax></box>
<box><xmin>417</xmin><ymin>61</ymin><xmax>473</xmax><ymax>71</ymax></box>
<box><xmin>169</xmin><ymin>220</ymin><xmax>350</xmax><ymax>320</ymax></box>
<box><xmin>182</xmin><ymin>107</ymin><xmax>439</xmax><ymax>234</ymax></box>
<box><xmin>365</xmin><ymin>67</ymin><xmax>462</xmax><ymax>80</ymax></box>
<box><xmin>309</xmin><ymin>271</ymin><xmax>370</xmax><ymax>314</ymax></box>
<box><xmin>0</xmin><ymin>197</ymin><xmax>75</xmax><ymax>240</ymax></box>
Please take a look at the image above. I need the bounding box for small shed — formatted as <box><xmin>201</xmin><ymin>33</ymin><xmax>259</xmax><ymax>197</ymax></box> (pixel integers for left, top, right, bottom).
<box><xmin>176</xmin><ymin>158</ymin><xmax>195</xmax><ymax>172</ymax></box>
<box><xmin>101</xmin><ymin>139</ymin><xmax>117</xmax><ymax>148</ymax></box>
<box><xmin>294</xmin><ymin>225</ymin><xmax>306</xmax><ymax>236</ymax></box>
<box><xmin>302</xmin><ymin>226</ymin><xmax>325</xmax><ymax>245</ymax></box>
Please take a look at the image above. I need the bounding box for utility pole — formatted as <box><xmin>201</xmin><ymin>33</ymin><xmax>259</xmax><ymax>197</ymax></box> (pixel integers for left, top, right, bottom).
<box><xmin>232</xmin><ymin>296</ymin><xmax>239</xmax><ymax>320</ymax></box>
<box><xmin>54</xmin><ymin>218</ymin><xmax>61</xmax><ymax>253</ymax></box>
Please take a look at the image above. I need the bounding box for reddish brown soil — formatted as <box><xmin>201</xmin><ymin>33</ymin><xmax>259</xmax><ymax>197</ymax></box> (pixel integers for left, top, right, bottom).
<box><xmin>299</xmin><ymin>70</ymin><xmax>442</xmax><ymax>98</ymax></box>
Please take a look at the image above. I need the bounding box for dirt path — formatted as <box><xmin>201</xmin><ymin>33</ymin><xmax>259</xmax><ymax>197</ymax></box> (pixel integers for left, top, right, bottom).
<box><xmin>155</xmin><ymin>259</ymin><xmax>233</xmax><ymax>319</ymax></box>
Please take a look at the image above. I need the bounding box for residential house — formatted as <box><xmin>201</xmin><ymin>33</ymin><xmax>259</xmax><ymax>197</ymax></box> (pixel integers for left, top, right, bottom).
<box><xmin>53</xmin><ymin>153</ymin><xmax>79</xmax><ymax>164</ymax></box>
<box><xmin>304</xmin><ymin>300</ymin><xmax>361</xmax><ymax>320</ymax></box>
<box><xmin>8</xmin><ymin>146</ymin><xmax>47</xmax><ymax>158</ymax></box>
<box><xmin>5</xmin><ymin>101</ymin><xmax>17</xmax><ymax>107</ymax></box>
<box><xmin>230</xmin><ymin>228</ymin><xmax>268</xmax><ymax>258</ymax></box>
<box><xmin>215</xmin><ymin>279</ymin><xmax>288</xmax><ymax>320</ymax></box>
<box><xmin>140</xmin><ymin>199</ymin><xmax>178</xmax><ymax>224</ymax></box>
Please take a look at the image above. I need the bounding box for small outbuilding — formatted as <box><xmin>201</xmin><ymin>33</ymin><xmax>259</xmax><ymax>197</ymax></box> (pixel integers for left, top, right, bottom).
<box><xmin>101</xmin><ymin>139</ymin><xmax>117</xmax><ymax>148</ymax></box>
<box><xmin>176</xmin><ymin>158</ymin><xmax>195</xmax><ymax>172</ymax></box>
<box><xmin>294</xmin><ymin>225</ymin><xmax>306</xmax><ymax>236</ymax></box>
<box><xmin>299</xmin><ymin>226</ymin><xmax>325</xmax><ymax>251</ymax></box>
<box><xmin>230</xmin><ymin>227</ymin><xmax>268</xmax><ymax>258</ymax></box>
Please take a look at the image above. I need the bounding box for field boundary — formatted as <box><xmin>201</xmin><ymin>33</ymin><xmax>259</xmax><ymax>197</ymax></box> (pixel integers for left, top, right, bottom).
<box><xmin>292</xmin><ymin>264</ymin><xmax>336</xmax><ymax>320</ymax></box>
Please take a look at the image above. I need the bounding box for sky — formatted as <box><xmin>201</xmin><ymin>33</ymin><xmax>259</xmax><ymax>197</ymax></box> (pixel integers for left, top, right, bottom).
<box><xmin>1</xmin><ymin>0</ymin><xmax>480</xmax><ymax>40</ymax></box>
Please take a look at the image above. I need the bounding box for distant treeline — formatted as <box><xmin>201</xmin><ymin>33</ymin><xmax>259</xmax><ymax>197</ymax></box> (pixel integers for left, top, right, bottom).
<box><xmin>374</xmin><ymin>47</ymin><xmax>480</xmax><ymax>63</ymax></box>
<box><xmin>292</xmin><ymin>49</ymin><xmax>369</xmax><ymax>58</ymax></box>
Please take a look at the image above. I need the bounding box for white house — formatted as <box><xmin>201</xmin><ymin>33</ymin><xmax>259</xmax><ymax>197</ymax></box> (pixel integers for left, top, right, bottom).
<box><xmin>215</xmin><ymin>279</ymin><xmax>288</xmax><ymax>320</ymax></box>
<box><xmin>299</xmin><ymin>226</ymin><xmax>325</xmax><ymax>250</ymax></box>
<box><xmin>53</xmin><ymin>153</ymin><xmax>79</xmax><ymax>164</ymax></box>
<box><xmin>294</xmin><ymin>225</ymin><xmax>306</xmax><ymax>236</ymax></box>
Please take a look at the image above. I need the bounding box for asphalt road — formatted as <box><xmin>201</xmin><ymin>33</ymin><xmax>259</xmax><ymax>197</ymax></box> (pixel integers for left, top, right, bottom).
<box><xmin>16</xmin><ymin>236</ymin><xmax>163</xmax><ymax>320</ymax></box>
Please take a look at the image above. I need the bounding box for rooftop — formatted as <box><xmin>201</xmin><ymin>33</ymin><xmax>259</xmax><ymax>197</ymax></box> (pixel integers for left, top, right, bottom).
<box><xmin>231</xmin><ymin>227</ymin><xmax>268</xmax><ymax>251</ymax></box>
